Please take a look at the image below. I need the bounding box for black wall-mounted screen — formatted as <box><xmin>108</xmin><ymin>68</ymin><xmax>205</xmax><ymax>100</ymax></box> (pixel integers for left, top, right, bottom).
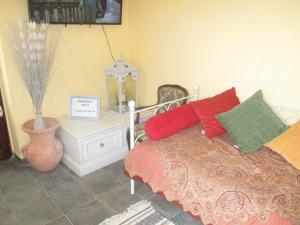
<box><xmin>28</xmin><ymin>0</ymin><xmax>122</xmax><ymax>25</ymax></box>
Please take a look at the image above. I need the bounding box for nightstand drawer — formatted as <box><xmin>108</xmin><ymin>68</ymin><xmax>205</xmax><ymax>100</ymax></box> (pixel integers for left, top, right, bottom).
<box><xmin>82</xmin><ymin>129</ymin><xmax>122</xmax><ymax>160</ymax></box>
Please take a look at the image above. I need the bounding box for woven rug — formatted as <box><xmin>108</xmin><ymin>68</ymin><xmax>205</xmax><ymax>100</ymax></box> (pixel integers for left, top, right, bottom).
<box><xmin>99</xmin><ymin>200</ymin><xmax>176</xmax><ymax>225</ymax></box>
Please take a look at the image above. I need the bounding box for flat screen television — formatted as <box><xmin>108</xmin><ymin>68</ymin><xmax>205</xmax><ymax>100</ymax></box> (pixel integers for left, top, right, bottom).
<box><xmin>27</xmin><ymin>0</ymin><xmax>122</xmax><ymax>25</ymax></box>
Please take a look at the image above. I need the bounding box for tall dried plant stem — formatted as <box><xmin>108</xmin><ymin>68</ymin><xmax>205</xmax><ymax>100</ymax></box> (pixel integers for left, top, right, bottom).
<box><xmin>8</xmin><ymin>21</ymin><xmax>58</xmax><ymax>130</ymax></box>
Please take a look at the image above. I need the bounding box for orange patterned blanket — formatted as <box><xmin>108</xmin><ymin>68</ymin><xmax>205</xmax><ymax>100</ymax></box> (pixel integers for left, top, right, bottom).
<box><xmin>125</xmin><ymin>125</ymin><xmax>300</xmax><ymax>225</ymax></box>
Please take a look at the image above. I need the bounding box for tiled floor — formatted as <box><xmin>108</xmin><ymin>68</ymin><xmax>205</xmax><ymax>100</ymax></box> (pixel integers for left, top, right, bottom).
<box><xmin>0</xmin><ymin>157</ymin><xmax>202</xmax><ymax>225</ymax></box>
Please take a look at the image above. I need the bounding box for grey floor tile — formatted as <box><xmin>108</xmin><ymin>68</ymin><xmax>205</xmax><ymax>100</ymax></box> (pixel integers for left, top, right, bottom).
<box><xmin>58</xmin><ymin>164</ymin><xmax>81</xmax><ymax>182</ymax></box>
<box><xmin>46</xmin><ymin>216</ymin><xmax>72</xmax><ymax>225</ymax></box>
<box><xmin>79</xmin><ymin>170</ymin><xmax>120</xmax><ymax>196</ymax></box>
<box><xmin>59</xmin><ymin>163</ymin><xmax>73</xmax><ymax>174</ymax></box>
<box><xmin>50</xmin><ymin>185</ymin><xmax>94</xmax><ymax>213</ymax></box>
<box><xmin>103</xmin><ymin>160</ymin><xmax>124</xmax><ymax>171</ymax></box>
<box><xmin>3</xmin><ymin>182</ymin><xmax>46</xmax><ymax>211</ymax></box>
<box><xmin>76</xmin><ymin>169</ymin><xmax>107</xmax><ymax>183</ymax></box>
<box><xmin>59</xmin><ymin>163</ymin><xmax>82</xmax><ymax>182</ymax></box>
<box><xmin>14</xmin><ymin>197</ymin><xmax>62</xmax><ymax>225</ymax></box>
<box><xmin>100</xmin><ymin>184</ymin><xmax>141</xmax><ymax>213</ymax></box>
<box><xmin>0</xmin><ymin>159</ymin><xmax>202</xmax><ymax>225</ymax></box>
<box><xmin>29</xmin><ymin>164</ymin><xmax>68</xmax><ymax>178</ymax></box>
<box><xmin>0</xmin><ymin>170</ymin><xmax>35</xmax><ymax>192</ymax></box>
<box><xmin>30</xmin><ymin>167</ymin><xmax>79</xmax><ymax>193</ymax></box>
<box><xmin>105</xmin><ymin>165</ymin><xmax>130</xmax><ymax>184</ymax></box>
<box><xmin>66</xmin><ymin>200</ymin><xmax>113</xmax><ymax>225</ymax></box>
<box><xmin>134</xmin><ymin>182</ymin><xmax>154</xmax><ymax>199</ymax></box>
<box><xmin>149</xmin><ymin>195</ymin><xmax>182</xmax><ymax>219</ymax></box>
<box><xmin>0</xmin><ymin>213</ymin><xmax>19</xmax><ymax>225</ymax></box>
<box><xmin>0</xmin><ymin>192</ymin><xmax>12</xmax><ymax>218</ymax></box>
<box><xmin>0</xmin><ymin>159</ymin><xmax>23</xmax><ymax>178</ymax></box>
<box><xmin>28</xmin><ymin>164</ymin><xmax>67</xmax><ymax>180</ymax></box>
<box><xmin>172</xmin><ymin>211</ymin><xmax>203</xmax><ymax>225</ymax></box>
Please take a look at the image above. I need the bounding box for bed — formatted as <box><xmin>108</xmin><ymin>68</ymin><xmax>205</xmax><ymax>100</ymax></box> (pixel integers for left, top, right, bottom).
<box><xmin>124</xmin><ymin>88</ymin><xmax>300</xmax><ymax>225</ymax></box>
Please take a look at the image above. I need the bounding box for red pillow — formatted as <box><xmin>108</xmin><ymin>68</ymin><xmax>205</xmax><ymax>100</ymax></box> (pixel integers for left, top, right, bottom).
<box><xmin>144</xmin><ymin>104</ymin><xmax>199</xmax><ymax>140</ymax></box>
<box><xmin>190</xmin><ymin>87</ymin><xmax>240</xmax><ymax>138</ymax></box>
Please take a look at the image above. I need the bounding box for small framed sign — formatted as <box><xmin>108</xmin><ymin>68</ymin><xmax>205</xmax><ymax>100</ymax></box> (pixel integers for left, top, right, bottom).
<box><xmin>69</xmin><ymin>96</ymin><xmax>100</xmax><ymax>120</ymax></box>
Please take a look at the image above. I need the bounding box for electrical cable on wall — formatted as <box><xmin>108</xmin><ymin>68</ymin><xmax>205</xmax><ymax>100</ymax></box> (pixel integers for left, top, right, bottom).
<box><xmin>102</xmin><ymin>25</ymin><xmax>115</xmax><ymax>62</ymax></box>
<box><xmin>59</xmin><ymin>35</ymin><xmax>101</xmax><ymax>92</ymax></box>
<box><xmin>58</xmin><ymin>25</ymin><xmax>117</xmax><ymax>93</ymax></box>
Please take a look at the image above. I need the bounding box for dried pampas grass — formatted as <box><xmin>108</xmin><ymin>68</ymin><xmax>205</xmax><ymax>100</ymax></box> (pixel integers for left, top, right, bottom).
<box><xmin>8</xmin><ymin>21</ymin><xmax>58</xmax><ymax>130</ymax></box>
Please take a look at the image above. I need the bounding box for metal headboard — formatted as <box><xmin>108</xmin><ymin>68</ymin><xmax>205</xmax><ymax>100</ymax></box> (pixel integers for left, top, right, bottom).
<box><xmin>272</xmin><ymin>106</ymin><xmax>300</xmax><ymax>125</ymax></box>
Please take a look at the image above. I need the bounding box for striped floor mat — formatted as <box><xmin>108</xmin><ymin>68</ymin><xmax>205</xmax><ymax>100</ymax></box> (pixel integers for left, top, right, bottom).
<box><xmin>99</xmin><ymin>200</ymin><xmax>176</xmax><ymax>225</ymax></box>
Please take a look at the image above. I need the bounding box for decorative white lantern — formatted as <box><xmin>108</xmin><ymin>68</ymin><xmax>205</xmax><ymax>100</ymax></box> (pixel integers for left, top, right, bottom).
<box><xmin>105</xmin><ymin>57</ymin><xmax>138</xmax><ymax>114</ymax></box>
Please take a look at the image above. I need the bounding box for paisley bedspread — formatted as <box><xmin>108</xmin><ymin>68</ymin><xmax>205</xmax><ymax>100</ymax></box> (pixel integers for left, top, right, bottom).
<box><xmin>124</xmin><ymin>125</ymin><xmax>300</xmax><ymax>225</ymax></box>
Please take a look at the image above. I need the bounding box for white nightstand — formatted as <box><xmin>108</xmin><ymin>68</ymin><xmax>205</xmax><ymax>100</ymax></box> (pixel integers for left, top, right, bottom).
<box><xmin>57</xmin><ymin>110</ymin><xmax>130</xmax><ymax>176</ymax></box>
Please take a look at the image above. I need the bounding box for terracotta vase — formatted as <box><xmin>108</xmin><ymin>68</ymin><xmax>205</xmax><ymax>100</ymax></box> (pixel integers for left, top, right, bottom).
<box><xmin>22</xmin><ymin>117</ymin><xmax>63</xmax><ymax>172</ymax></box>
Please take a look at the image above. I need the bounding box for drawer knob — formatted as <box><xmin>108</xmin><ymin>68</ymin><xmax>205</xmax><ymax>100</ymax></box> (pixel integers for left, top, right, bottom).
<box><xmin>100</xmin><ymin>143</ymin><xmax>104</xmax><ymax>148</ymax></box>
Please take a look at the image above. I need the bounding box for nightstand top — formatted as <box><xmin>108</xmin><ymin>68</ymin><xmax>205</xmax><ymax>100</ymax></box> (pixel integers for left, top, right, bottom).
<box><xmin>57</xmin><ymin>110</ymin><xmax>129</xmax><ymax>138</ymax></box>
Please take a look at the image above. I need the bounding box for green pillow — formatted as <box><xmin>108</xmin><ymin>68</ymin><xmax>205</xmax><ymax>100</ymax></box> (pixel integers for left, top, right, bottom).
<box><xmin>216</xmin><ymin>90</ymin><xmax>288</xmax><ymax>153</ymax></box>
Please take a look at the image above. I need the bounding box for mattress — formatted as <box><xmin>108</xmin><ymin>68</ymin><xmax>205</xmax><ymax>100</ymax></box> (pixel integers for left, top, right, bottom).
<box><xmin>124</xmin><ymin>125</ymin><xmax>300</xmax><ymax>225</ymax></box>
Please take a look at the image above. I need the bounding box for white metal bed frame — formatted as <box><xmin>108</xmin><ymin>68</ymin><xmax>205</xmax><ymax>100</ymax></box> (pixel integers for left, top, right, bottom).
<box><xmin>127</xmin><ymin>86</ymin><xmax>300</xmax><ymax>195</ymax></box>
<box><xmin>128</xmin><ymin>86</ymin><xmax>200</xmax><ymax>194</ymax></box>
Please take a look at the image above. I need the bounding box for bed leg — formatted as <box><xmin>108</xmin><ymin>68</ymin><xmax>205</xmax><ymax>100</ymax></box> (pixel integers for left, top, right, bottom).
<box><xmin>130</xmin><ymin>179</ymin><xmax>135</xmax><ymax>194</ymax></box>
<box><xmin>129</xmin><ymin>101</ymin><xmax>136</xmax><ymax>195</ymax></box>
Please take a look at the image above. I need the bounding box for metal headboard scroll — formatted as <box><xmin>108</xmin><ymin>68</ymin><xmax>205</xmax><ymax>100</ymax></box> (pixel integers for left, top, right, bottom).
<box><xmin>272</xmin><ymin>106</ymin><xmax>300</xmax><ymax>125</ymax></box>
<box><xmin>134</xmin><ymin>133</ymin><xmax>146</xmax><ymax>145</ymax></box>
<box><xmin>154</xmin><ymin>101</ymin><xmax>182</xmax><ymax>115</ymax></box>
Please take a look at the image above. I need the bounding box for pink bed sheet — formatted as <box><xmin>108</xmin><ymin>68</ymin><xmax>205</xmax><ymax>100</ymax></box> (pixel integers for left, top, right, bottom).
<box><xmin>124</xmin><ymin>125</ymin><xmax>300</xmax><ymax>225</ymax></box>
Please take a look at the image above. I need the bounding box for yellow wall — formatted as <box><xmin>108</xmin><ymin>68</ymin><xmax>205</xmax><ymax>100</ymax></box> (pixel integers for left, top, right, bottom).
<box><xmin>2</xmin><ymin>0</ymin><xmax>300</xmax><ymax>158</ymax></box>
<box><xmin>128</xmin><ymin>0</ymin><xmax>300</xmax><ymax>108</ymax></box>
<box><xmin>0</xmin><ymin>0</ymin><xmax>130</xmax><ymax>157</ymax></box>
